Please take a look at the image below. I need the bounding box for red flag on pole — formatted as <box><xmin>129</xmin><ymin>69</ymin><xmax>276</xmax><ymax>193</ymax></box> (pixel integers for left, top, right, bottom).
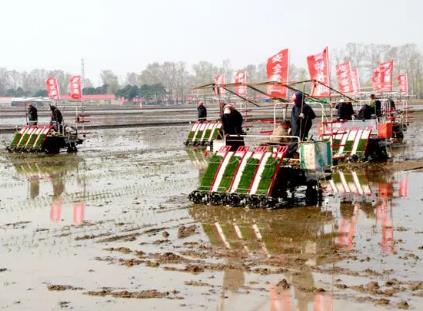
<box><xmin>371</xmin><ymin>61</ymin><xmax>394</xmax><ymax>92</ymax></box>
<box><xmin>46</xmin><ymin>77</ymin><xmax>60</xmax><ymax>100</ymax></box>
<box><xmin>350</xmin><ymin>68</ymin><xmax>361</xmax><ymax>94</ymax></box>
<box><xmin>214</xmin><ymin>74</ymin><xmax>225</xmax><ymax>96</ymax></box>
<box><xmin>69</xmin><ymin>75</ymin><xmax>82</xmax><ymax>100</ymax></box>
<box><xmin>335</xmin><ymin>62</ymin><xmax>353</xmax><ymax>93</ymax></box>
<box><xmin>234</xmin><ymin>70</ymin><xmax>247</xmax><ymax>96</ymax></box>
<box><xmin>397</xmin><ymin>74</ymin><xmax>408</xmax><ymax>95</ymax></box>
<box><xmin>307</xmin><ymin>47</ymin><xmax>330</xmax><ymax>97</ymax></box>
<box><xmin>266</xmin><ymin>48</ymin><xmax>289</xmax><ymax>98</ymax></box>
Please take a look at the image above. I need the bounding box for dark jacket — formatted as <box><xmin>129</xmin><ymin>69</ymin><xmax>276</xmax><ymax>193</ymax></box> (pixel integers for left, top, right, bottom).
<box><xmin>336</xmin><ymin>102</ymin><xmax>354</xmax><ymax>120</ymax></box>
<box><xmin>358</xmin><ymin>104</ymin><xmax>373</xmax><ymax>120</ymax></box>
<box><xmin>51</xmin><ymin>108</ymin><xmax>63</xmax><ymax>124</ymax></box>
<box><xmin>28</xmin><ymin>106</ymin><xmax>38</xmax><ymax>122</ymax></box>
<box><xmin>197</xmin><ymin>105</ymin><xmax>207</xmax><ymax>121</ymax></box>
<box><xmin>222</xmin><ymin>109</ymin><xmax>243</xmax><ymax>135</ymax></box>
<box><xmin>222</xmin><ymin>109</ymin><xmax>244</xmax><ymax>150</ymax></box>
<box><xmin>375</xmin><ymin>100</ymin><xmax>382</xmax><ymax>117</ymax></box>
<box><xmin>291</xmin><ymin>103</ymin><xmax>316</xmax><ymax>140</ymax></box>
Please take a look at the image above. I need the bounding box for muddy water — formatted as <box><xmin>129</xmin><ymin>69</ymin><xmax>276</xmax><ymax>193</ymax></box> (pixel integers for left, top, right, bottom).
<box><xmin>0</xmin><ymin>124</ymin><xmax>423</xmax><ymax>310</ymax></box>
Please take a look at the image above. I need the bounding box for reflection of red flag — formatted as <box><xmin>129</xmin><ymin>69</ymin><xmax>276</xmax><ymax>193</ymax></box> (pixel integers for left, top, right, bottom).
<box><xmin>314</xmin><ymin>293</ymin><xmax>333</xmax><ymax>311</ymax></box>
<box><xmin>336</xmin><ymin>62</ymin><xmax>353</xmax><ymax>93</ymax></box>
<box><xmin>266</xmin><ymin>49</ymin><xmax>289</xmax><ymax>98</ymax></box>
<box><xmin>350</xmin><ymin>68</ymin><xmax>361</xmax><ymax>93</ymax></box>
<box><xmin>399</xmin><ymin>175</ymin><xmax>408</xmax><ymax>197</ymax></box>
<box><xmin>336</xmin><ymin>204</ymin><xmax>359</xmax><ymax>250</ymax></box>
<box><xmin>73</xmin><ymin>201</ymin><xmax>85</xmax><ymax>225</ymax></box>
<box><xmin>214</xmin><ymin>74</ymin><xmax>225</xmax><ymax>95</ymax></box>
<box><xmin>50</xmin><ymin>198</ymin><xmax>63</xmax><ymax>223</ymax></box>
<box><xmin>371</xmin><ymin>61</ymin><xmax>394</xmax><ymax>92</ymax></box>
<box><xmin>69</xmin><ymin>75</ymin><xmax>82</xmax><ymax>100</ymax></box>
<box><xmin>234</xmin><ymin>71</ymin><xmax>247</xmax><ymax>96</ymax></box>
<box><xmin>376</xmin><ymin>201</ymin><xmax>394</xmax><ymax>254</ymax></box>
<box><xmin>379</xmin><ymin>183</ymin><xmax>393</xmax><ymax>199</ymax></box>
<box><xmin>269</xmin><ymin>286</ymin><xmax>292</xmax><ymax>311</ymax></box>
<box><xmin>397</xmin><ymin>74</ymin><xmax>408</xmax><ymax>95</ymax></box>
<box><xmin>46</xmin><ymin>77</ymin><xmax>60</xmax><ymax>100</ymax></box>
<box><xmin>307</xmin><ymin>47</ymin><xmax>330</xmax><ymax>97</ymax></box>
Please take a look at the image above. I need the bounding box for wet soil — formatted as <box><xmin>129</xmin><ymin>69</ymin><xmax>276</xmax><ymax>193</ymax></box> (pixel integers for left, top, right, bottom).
<box><xmin>1</xmin><ymin>123</ymin><xmax>423</xmax><ymax>310</ymax></box>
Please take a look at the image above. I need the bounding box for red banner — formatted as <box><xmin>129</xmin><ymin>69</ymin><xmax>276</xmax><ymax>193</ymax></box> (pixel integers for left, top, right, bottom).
<box><xmin>350</xmin><ymin>68</ymin><xmax>361</xmax><ymax>94</ymax></box>
<box><xmin>214</xmin><ymin>74</ymin><xmax>225</xmax><ymax>96</ymax></box>
<box><xmin>69</xmin><ymin>75</ymin><xmax>82</xmax><ymax>100</ymax></box>
<box><xmin>371</xmin><ymin>61</ymin><xmax>394</xmax><ymax>92</ymax></box>
<box><xmin>307</xmin><ymin>47</ymin><xmax>330</xmax><ymax>97</ymax></box>
<box><xmin>234</xmin><ymin>70</ymin><xmax>247</xmax><ymax>96</ymax></box>
<box><xmin>335</xmin><ymin>62</ymin><xmax>353</xmax><ymax>93</ymax></box>
<box><xmin>266</xmin><ymin>48</ymin><xmax>289</xmax><ymax>98</ymax></box>
<box><xmin>46</xmin><ymin>77</ymin><xmax>60</xmax><ymax>100</ymax></box>
<box><xmin>397</xmin><ymin>74</ymin><xmax>408</xmax><ymax>95</ymax></box>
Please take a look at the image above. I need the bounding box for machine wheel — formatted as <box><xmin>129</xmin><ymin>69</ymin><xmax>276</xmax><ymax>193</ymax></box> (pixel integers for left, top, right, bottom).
<box><xmin>305</xmin><ymin>181</ymin><xmax>319</xmax><ymax>206</ymax></box>
<box><xmin>44</xmin><ymin>144</ymin><xmax>60</xmax><ymax>154</ymax></box>
<box><xmin>67</xmin><ymin>143</ymin><xmax>78</xmax><ymax>153</ymax></box>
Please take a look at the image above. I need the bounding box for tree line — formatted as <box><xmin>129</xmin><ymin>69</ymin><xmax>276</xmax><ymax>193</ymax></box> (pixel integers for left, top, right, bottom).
<box><xmin>0</xmin><ymin>43</ymin><xmax>422</xmax><ymax>99</ymax></box>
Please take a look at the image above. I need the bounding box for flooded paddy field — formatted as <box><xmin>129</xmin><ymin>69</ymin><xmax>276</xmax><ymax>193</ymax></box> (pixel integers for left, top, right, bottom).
<box><xmin>1</xmin><ymin>120</ymin><xmax>423</xmax><ymax>310</ymax></box>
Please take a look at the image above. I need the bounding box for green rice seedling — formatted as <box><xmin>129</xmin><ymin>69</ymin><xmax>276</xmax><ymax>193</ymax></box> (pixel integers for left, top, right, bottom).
<box><xmin>236</xmin><ymin>157</ymin><xmax>260</xmax><ymax>194</ymax></box>
<box><xmin>255</xmin><ymin>157</ymin><xmax>279</xmax><ymax>195</ymax></box>
<box><xmin>217</xmin><ymin>156</ymin><xmax>242</xmax><ymax>192</ymax></box>
<box><xmin>199</xmin><ymin>154</ymin><xmax>223</xmax><ymax>191</ymax></box>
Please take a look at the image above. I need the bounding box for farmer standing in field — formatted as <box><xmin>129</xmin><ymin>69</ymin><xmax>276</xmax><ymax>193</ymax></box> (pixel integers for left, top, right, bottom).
<box><xmin>197</xmin><ymin>101</ymin><xmax>207</xmax><ymax>122</ymax></box>
<box><xmin>290</xmin><ymin>91</ymin><xmax>316</xmax><ymax>141</ymax></box>
<box><xmin>27</xmin><ymin>103</ymin><xmax>38</xmax><ymax>126</ymax></box>
<box><xmin>221</xmin><ymin>104</ymin><xmax>244</xmax><ymax>150</ymax></box>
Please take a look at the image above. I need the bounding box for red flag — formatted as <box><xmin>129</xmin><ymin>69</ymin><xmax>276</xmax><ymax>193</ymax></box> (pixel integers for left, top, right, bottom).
<box><xmin>266</xmin><ymin>48</ymin><xmax>289</xmax><ymax>98</ymax></box>
<box><xmin>397</xmin><ymin>74</ymin><xmax>408</xmax><ymax>95</ymax></box>
<box><xmin>371</xmin><ymin>61</ymin><xmax>394</xmax><ymax>92</ymax></box>
<box><xmin>214</xmin><ymin>74</ymin><xmax>225</xmax><ymax>95</ymax></box>
<box><xmin>69</xmin><ymin>75</ymin><xmax>82</xmax><ymax>100</ymax></box>
<box><xmin>234</xmin><ymin>70</ymin><xmax>247</xmax><ymax>96</ymax></box>
<box><xmin>46</xmin><ymin>77</ymin><xmax>60</xmax><ymax>100</ymax></box>
<box><xmin>307</xmin><ymin>47</ymin><xmax>330</xmax><ymax>97</ymax></box>
<box><xmin>336</xmin><ymin>62</ymin><xmax>353</xmax><ymax>93</ymax></box>
<box><xmin>350</xmin><ymin>68</ymin><xmax>361</xmax><ymax>94</ymax></box>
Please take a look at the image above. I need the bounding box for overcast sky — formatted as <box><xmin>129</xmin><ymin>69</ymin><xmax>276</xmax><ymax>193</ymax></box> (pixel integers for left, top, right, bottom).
<box><xmin>0</xmin><ymin>0</ymin><xmax>421</xmax><ymax>84</ymax></box>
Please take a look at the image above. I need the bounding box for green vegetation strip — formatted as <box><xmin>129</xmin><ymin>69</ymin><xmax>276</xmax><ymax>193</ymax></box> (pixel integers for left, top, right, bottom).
<box><xmin>10</xmin><ymin>133</ymin><xmax>23</xmax><ymax>148</ymax></box>
<box><xmin>187</xmin><ymin>130</ymin><xmax>195</xmax><ymax>141</ymax></box>
<box><xmin>211</xmin><ymin>128</ymin><xmax>222</xmax><ymax>140</ymax></box>
<box><xmin>236</xmin><ymin>157</ymin><xmax>260</xmax><ymax>194</ymax></box>
<box><xmin>343</xmin><ymin>140</ymin><xmax>354</xmax><ymax>153</ymax></box>
<box><xmin>193</xmin><ymin>130</ymin><xmax>204</xmax><ymax>141</ymax></box>
<box><xmin>17</xmin><ymin>133</ymin><xmax>31</xmax><ymax>147</ymax></box>
<box><xmin>356</xmin><ymin>139</ymin><xmax>367</xmax><ymax>153</ymax></box>
<box><xmin>202</xmin><ymin>129</ymin><xmax>212</xmax><ymax>141</ymax></box>
<box><xmin>256</xmin><ymin>157</ymin><xmax>279</xmax><ymax>195</ymax></box>
<box><xmin>33</xmin><ymin>134</ymin><xmax>47</xmax><ymax>149</ymax></box>
<box><xmin>26</xmin><ymin>133</ymin><xmax>39</xmax><ymax>149</ymax></box>
<box><xmin>199</xmin><ymin>154</ymin><xmax>223</xmax><ymax>191</ymax></box>
<box><xmin>217</xmin><ymin>156</ymin><xmax>241</xmax><ymax>192</ymax></box>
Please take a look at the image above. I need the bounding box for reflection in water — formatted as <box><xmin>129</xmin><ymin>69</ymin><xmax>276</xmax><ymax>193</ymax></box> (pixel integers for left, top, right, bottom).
<box><xmin>189</xmin><ymin>165</ymin><xmax>409</xmax><ymax>310</ymax></box>
<box><xmin>190</xmin><ymin>205</ymin><xmax>336</xmax><ymax>311</ymax></box>
<box><xmin>327</xmin><ymin>167</ymin><xmax>409</xmax><ymax>256</ymax></box>
<box><xmin>10</xmin><ymin>155</ymin><xmax>86</xmax><ymax>225</ymax></box>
